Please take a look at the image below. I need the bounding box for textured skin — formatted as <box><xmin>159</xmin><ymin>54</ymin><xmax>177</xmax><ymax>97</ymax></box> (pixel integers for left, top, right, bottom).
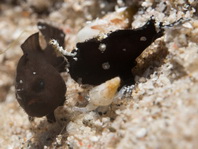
<box><xmin>15</xmin><ymin>23</ymin><xmax>66</xmax><ymax>123</ymax></box>
<box><xmin>66</xmin><ymin>19</ymin><xmax>163</xmax><ymax>85</ymax></box>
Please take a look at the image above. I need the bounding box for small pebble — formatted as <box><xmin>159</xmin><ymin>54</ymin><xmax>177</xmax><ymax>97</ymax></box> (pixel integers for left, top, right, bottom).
<box><xmin>136</xmin><ymin>128</ymin><xmax>147</xmax><ymax>138</ymax></box>
<box><xmin>90</xmin><ymin>136</ymin><xmax>99</xmax><ymax>142</ymax></box>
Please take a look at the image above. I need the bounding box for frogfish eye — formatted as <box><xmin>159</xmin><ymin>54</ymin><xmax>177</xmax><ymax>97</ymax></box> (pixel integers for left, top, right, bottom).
<box><xmin>32</xmin><ymin>78</ymin><xmax>45</xmax><ymax>93</ymax></box>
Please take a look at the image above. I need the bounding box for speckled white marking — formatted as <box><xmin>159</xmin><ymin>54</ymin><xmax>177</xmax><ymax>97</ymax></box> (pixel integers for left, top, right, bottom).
<box><xmin>49</xmin><ymin>39</ymin><xmax>76</xmax><ymax>56</ymax></box>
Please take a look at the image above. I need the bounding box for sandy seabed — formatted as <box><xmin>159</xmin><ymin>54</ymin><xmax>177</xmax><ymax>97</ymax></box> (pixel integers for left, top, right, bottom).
<box><xmin>0</xmin><ymin>0</ymin><xmax>198</xmax><ymax>149</ymax></box>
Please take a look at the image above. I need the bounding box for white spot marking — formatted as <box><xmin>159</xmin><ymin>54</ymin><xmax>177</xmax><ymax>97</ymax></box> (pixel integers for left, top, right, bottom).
<box><xmin>33</xmin><ymin>72</ymin><xmax>36</xmax><ymax>75</ymax></box>
<box><xmin>16</xmin><ymin>88</ymin><xmax>24</xmax><ymax>92</ymax></box>
<box><xmin>66</xmin><ymin>68</ymin><xmax>69</xmax><ymax>73</ymax></box>
<box><xmin>99</xmin><ymin>43</ymin><xmax>106</xmax><ymax>53</ymax></box>
<box><xmin>102</xmin><ymin>62</ymin><xmax>110</xmax><ymax>70</ymax></box>
<box><xmin>19</xmin><ymin>80</ymin><xmax>23</xmax><ymax>84</ymax></box>
<box><xmin>73</xmin><ymin>57</ymin><xmax>78</xmax><ymax>61</ymax></box>
<box><xmin>122</xmin><ymin>48</ymin><xmax>127</xmax><ymax>52</ymax></box>
<box><xmin>60</xmin><ymin>33</ymin><xmax>65</xmax><ymax>37</ymax></box>
<box><xmin>140</xmin><ymin>36</ymin><xmax>147</xmax><ymax>41</ymax></box>
<box><xmin>38</xmin><ymin>25</ymin><xmax>46</xmax><ymax>30</ymax></box>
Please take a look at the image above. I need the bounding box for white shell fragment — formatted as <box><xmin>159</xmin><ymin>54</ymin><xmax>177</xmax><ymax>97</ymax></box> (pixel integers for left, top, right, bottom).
<box><xmin>76</xmin><ymin>7</ymin><xmax>132</xmax><ymax>43</ymax></box>
<box><xmin>89</xmin><ymin>77</ymin><xmax>121</xmax><ymax>106</ymax></box>
<box><xmin>73</xmin><ymin>77</ymin><xmax>121</xmax><ymax>112</ymax></box>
